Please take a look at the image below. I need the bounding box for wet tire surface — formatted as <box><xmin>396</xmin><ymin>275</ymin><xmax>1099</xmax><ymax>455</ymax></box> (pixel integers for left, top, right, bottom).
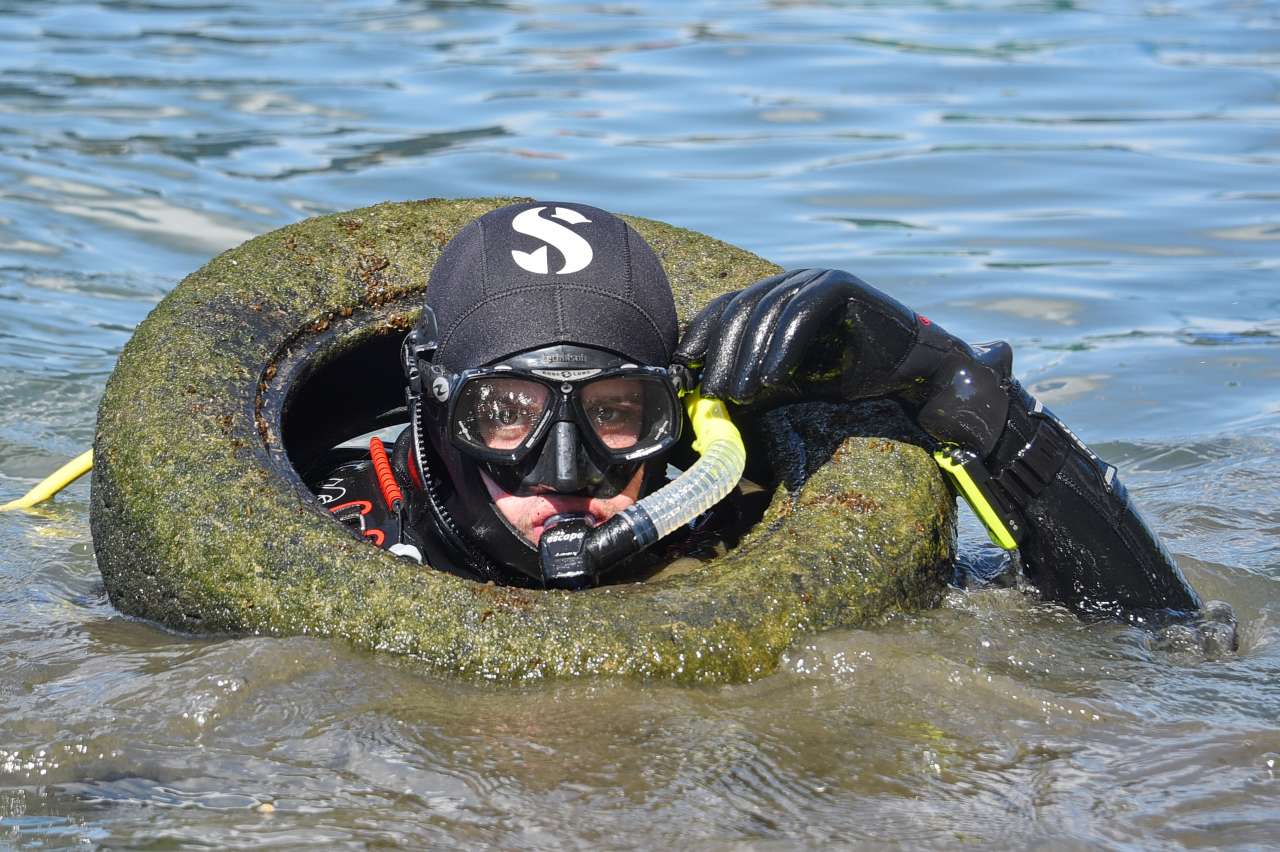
<box><xmin>91</xmin><ymin>197</ymin><xmax>955</xmax><ymax>682</ymax></box>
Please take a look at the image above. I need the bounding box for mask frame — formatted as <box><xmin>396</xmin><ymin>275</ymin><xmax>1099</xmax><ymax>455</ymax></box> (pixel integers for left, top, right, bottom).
<box><xmin>405</xmin><ymin>309</ymin><xmax>683</xmax><ymax>499</ymax></box>
<box><xmin>444</xmin><ymin>364</ymin><xmax>679</xmax><ymax>461</ymax></box>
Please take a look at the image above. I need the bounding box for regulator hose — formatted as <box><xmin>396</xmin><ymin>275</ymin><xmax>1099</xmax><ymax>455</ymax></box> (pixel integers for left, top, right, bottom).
<box><xmin>0</xmin><ymin>449</ymin><xmax>94</xmax><ymax>512</ymax></box>
<box><xmin>537</xmin><ymin>391</ymin><xmax>747</xmax><ymax>588</ymax></box>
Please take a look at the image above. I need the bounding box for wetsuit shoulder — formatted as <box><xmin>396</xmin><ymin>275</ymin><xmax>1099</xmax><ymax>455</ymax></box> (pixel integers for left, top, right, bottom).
<box><xmin>310</xmin><ymin>438</ymin><xmax>426</xmax><ymax>563</ymax></box>
<box><xmin>312</xmin><ymin>457</ymin><xmax>402</xmax><ymax>551</ymax></box>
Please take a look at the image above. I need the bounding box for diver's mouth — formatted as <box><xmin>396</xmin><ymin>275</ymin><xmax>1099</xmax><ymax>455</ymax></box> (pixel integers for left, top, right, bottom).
<box><xmin>478</xmin><ymin>471</ymin><xmax>611</xmax><ymax>545</ymax></box>
<box><xmin>527</xmin><ymin>501</ymin><xmax>606</xmax><ymax>544</ymax></box>
<box><xmin>530</xmin><ymin>511</ymin><xmax>601</xmax><ymax>546</ymax></box>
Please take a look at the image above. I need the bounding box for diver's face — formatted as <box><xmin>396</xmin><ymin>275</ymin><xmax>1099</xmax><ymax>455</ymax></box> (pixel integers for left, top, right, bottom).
<box><xmin>480</xmin><ymin>465</ymin><xmax>645</xmax><ymax>546</ymax></box>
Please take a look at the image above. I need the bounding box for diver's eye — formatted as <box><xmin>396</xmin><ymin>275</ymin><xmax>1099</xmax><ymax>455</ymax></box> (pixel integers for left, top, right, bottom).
<box><xmin>580</xmin><ymin>377</ymin><xmax>652</xmax><ymax>450</ymax></box>
<box><xmin>495</xmin><ymin>403</ymin><xmax>523</xmax><ymax>426</ymax></box>
<box><xmin>484</xmin><ymin>397</ymin><xmax>540</xmax><ymax>429</ymax></box>
<box><xmin>584</xmin><ymin>397</ymin><xmax>644</xmax><ymax>449</ymax></box>
<box><xmin>588</xmin><ymin>398</ymin><xmax>640</xmax><ymax>427</ymax></box>
<box><xmin>455</xmin><ymin>378</ymin><xmax>551</xmax><ymax>451</ymax></box>
<box><xmin>590</xmin><ymin>404</ymin><xmax>621</xmax><ymax>425</ymax></box>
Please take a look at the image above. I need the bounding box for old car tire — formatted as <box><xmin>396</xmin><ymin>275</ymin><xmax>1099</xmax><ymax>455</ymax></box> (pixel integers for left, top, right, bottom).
<box><xmin>91</xmin><ymin>197</ymin><xmax>955</xmax><ymax>683</ymax></box>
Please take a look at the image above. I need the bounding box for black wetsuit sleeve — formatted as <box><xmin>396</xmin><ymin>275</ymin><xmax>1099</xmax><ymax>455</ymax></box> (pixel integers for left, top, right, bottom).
<box><xmin>852</xmin><ymin>289</ymin><xmax>1203</xmax><ymax>621</ymax></box>
<box><xmin>978</xmin><ymin>381</ymin><xmax>1201</xmax><ymax>622</ymax></box>
<box><xmin>673</xmin><ymin>266</ymin><xmax>1204</xmax><ymax>622</ymax></box>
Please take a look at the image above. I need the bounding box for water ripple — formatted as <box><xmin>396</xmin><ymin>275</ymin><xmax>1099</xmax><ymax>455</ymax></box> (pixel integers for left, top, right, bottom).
<box><xmin>0</xmin><ymin>0</ymin><xmax>1277</xmax><ymax>846</ymax></box>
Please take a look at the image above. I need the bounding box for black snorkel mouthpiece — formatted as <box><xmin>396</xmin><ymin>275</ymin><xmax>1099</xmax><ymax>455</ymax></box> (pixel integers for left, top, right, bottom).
<box><xmin>537</xmin><ymin>513</ymin><xmax>597</xmax><ymax>590</ymax></box>
<box><xmin>537</xmin><ymin>511</ymin><xmax>654</xmax><ymax>590</ymax></box>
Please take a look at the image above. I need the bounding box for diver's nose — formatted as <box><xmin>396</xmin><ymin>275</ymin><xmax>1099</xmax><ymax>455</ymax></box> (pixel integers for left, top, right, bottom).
<box><xmin>550</xmin><ymin>420</ymin><xmax>584</xmax><ymax>493</ymax></box>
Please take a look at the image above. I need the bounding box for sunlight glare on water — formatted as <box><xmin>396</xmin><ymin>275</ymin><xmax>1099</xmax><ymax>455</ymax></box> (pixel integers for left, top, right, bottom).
<box><xmin>1</xmin><ymin>0</ymin><xmax>1277</xmax><ymax>847</ymax></box>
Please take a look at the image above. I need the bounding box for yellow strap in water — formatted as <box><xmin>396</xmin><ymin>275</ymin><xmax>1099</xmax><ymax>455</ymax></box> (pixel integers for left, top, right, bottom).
<box><xmin>0</xmin><ymin>449</ymin><xmax>94</xmax><ymax>512</ymax></box>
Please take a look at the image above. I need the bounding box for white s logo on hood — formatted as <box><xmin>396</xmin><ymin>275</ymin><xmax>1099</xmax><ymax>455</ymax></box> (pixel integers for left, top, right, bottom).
<box><xmin>510</xmin><ymin>206</ymin><xmax>594</xmax><ymax>275</ymax></box>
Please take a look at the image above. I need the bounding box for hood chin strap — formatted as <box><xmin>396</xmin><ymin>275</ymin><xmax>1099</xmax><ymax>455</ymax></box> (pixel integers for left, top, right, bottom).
<box><xmin>403</xmin><ymin>320</ymin><xmax>504</xmax><ymax>582</ymax></box>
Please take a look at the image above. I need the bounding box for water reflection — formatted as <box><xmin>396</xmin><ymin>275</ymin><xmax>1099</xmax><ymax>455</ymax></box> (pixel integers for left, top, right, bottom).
<box><xmin>0</xmin><ymin>0</ymin><xmax>1277</xmax><ymax>847</ymax></box>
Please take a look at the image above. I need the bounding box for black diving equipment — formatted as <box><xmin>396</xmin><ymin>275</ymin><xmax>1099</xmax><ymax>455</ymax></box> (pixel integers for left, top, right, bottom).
<box><xmin>536</xmin><ymin>390</ymin><xmax>747</xmax><ymax>590</ymax></box>
<box><xmin>673</xmin><ymin>268</ymin><xmax>920</xmax><ymax>410</ymax></box>
<box><xmin>399</xmin><ymin>202</ymin><xmax>682</xmax><ymax>586</ymax></box>
<box><xmin>420</xmin><ymin>342</ymin><xmax>683</xmax><ymax>499</ymax></box>
<box><xmin>673</xmin><ymin>267</ymin><xmax>1011</xmax><ymax>456</ymax></box>
<box><xmin>405</xmin><ymin>314</ymin><xmax>747</xmax><ymax>589</ymax></box>
<box><xmin>446</xmin><ymin>346</ymin><xmax>681</xmax><ymax>494</ymax></box>
<box><xmin>974</xmin><ymin>382</ymin><xmax>1202</xmax><ymax>620</ymax></box>
<box><xmin>537</xmin><ymin>512</ymin><xmax>596</xmax><ymax>589</ymax></box>
<box><xmin>674</xmin><ymin>266</ymin><xmax>1205</xmax><ymax>622</ymax></box>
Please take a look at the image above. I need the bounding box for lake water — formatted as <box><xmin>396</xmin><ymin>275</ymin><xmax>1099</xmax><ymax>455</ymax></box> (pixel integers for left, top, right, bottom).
<box><xmin>1</xmin><ymin>0</ymin><xmax>1277</xmax><ymax>847</ymax></box>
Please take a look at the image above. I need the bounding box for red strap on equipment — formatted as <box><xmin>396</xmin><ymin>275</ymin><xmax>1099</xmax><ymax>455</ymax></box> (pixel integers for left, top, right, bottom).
<box><xmin>328</xmin><ymin>500</ymin><xmax>373</xmax><ymax>516</ymax></box>
<box><xmin>369</xmin><ymin>437</ymin><xmax>404</xmax><ymax>513</ymax></box>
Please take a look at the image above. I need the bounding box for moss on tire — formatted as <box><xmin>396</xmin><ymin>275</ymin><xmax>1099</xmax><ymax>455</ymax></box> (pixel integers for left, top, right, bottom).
<box><xmin>90</xmin><ymin>197</ymin><xmax>955</xmax><ymax>683</ymax></box>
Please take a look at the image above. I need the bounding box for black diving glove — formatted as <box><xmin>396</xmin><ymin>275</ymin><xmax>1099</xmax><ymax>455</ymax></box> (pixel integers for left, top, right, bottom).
<box><xmin>676</xmin><ymin>268</ymin><xmax>1215</xmax><ymax>629</ymax></box>
<box><xmin>673</xmin><ymin>268</ymin><xmax>1012</xmax><ymax>456</ymax></box>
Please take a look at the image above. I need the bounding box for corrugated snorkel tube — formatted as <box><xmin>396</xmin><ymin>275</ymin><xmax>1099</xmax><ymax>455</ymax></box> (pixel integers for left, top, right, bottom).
<box><xmin>537</xmin><ymin>389</ymin><xmax>747</xmax><ymax>588</ymax></box>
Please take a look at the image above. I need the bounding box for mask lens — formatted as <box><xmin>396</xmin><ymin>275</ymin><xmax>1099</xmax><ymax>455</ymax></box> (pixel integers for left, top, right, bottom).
<box><xmin>452</xmin><ymin>377</ymin><xmax>552</xmax><ymax>454</ymax></box>
<box><xmin>579</xmin><ymin>375</ymin><xmax>676</xmax><ymax>454</ymax></box>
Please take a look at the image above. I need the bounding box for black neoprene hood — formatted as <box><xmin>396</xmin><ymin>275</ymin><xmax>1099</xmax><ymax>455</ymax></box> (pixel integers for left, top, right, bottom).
<box><xmin>426</xmin><ymin>201</ymin><xmax>679</xmax><ymax>372</ymax></box>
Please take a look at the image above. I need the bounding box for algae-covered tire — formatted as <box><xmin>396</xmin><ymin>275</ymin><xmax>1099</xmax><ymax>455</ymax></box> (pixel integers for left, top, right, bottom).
<box><xmin>91</xmin><ymin>197</ymin><xmax>956</xmax><ymax>683</ymax></box>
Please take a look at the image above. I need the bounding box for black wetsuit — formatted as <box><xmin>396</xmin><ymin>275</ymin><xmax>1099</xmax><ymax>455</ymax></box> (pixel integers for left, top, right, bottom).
<box><xmin>311</xmin><ymin>428</ymin><xmax>449</xmax><ymax>575</ymax></box>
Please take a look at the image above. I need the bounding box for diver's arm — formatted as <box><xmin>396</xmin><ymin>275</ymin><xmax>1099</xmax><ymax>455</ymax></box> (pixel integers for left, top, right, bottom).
<box><xmin>674</xmin><ymin>268</ymin><xmax>1202</xmax><ymax>622</ymax></box>
<box><xmin>948</xmin><ymin>376</ymin><xmax>1201</xmax><ymax>622</ymax></box>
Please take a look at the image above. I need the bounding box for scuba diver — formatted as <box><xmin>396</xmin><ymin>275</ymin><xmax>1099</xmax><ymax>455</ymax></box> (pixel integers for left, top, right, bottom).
<box><xmin>312</xmin><ymin>200</ymin><xmax>1205</xmax><ymax>626</ymax></box>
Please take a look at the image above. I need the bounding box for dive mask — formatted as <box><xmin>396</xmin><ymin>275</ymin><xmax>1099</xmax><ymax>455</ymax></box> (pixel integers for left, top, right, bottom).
<box><xmin>410</xmin><ymin>334</ymin><xmax>683</xmax><ymax>498</ymax></box>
